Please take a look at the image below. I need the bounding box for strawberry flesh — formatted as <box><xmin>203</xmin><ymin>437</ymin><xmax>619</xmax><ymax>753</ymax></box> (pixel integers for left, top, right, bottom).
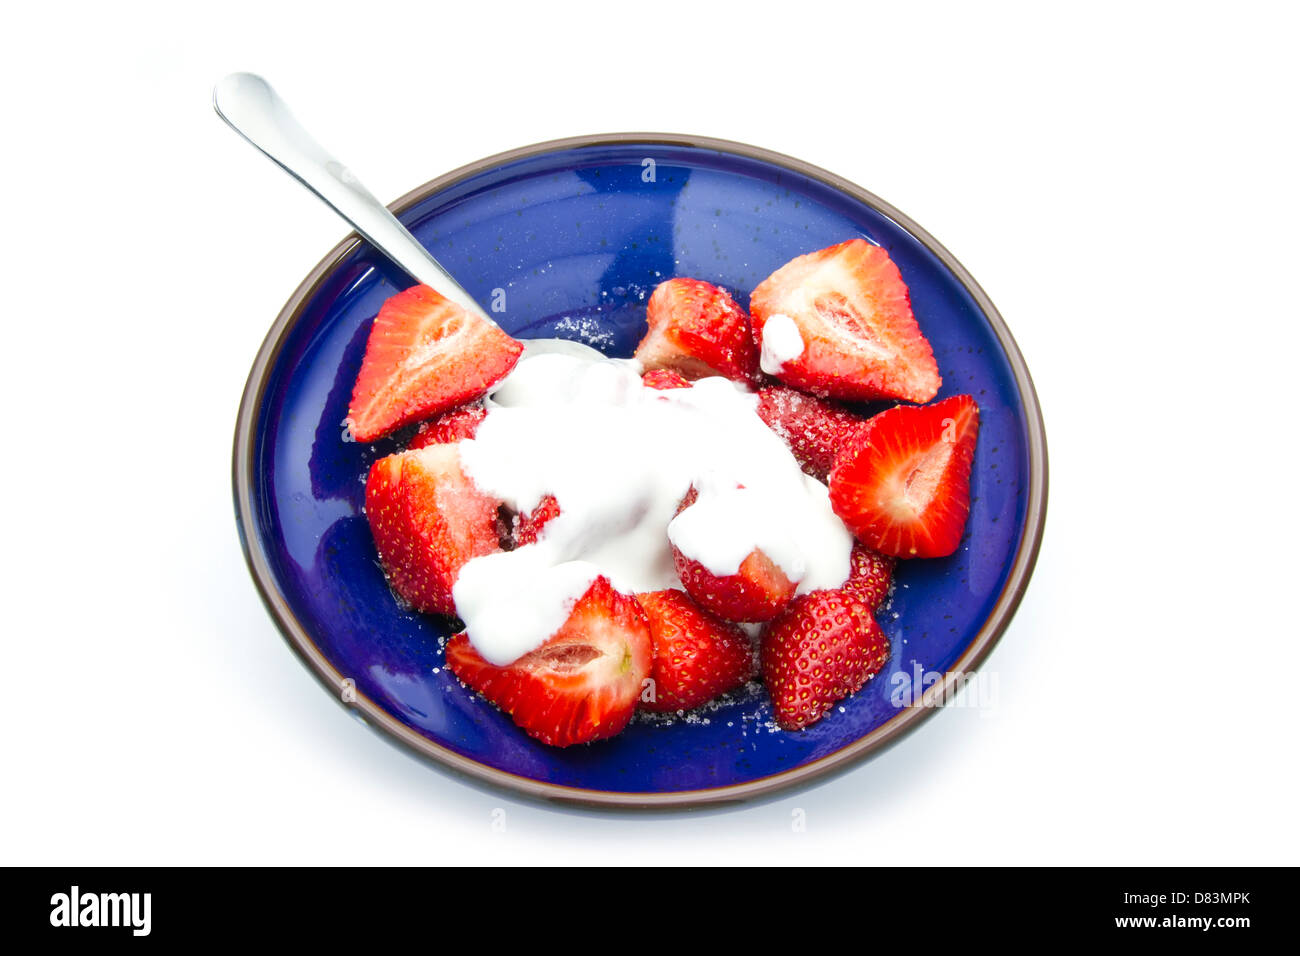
<box><xmin>750</xmin><ymin>239</ymin><xmax>940</xmax><ymax>403</ymax></box>
<box><xmin>635</xmin><ymin>278</ymin><xmax>759</xmax><ymax>384</ymax></box>
<box><xmin>674</xmin><ymin>547</ymin><xmax>796</xmax><ymax>624</ymax></box>
<box><xmin>642</xmin><ymin>368</ymin><xmax>693</xmax><ymax>390</ymax></box>
<box><xmin>348</xmin><ymin>284</ymin><xmax>522</xmax><ymax>442</ymax></box>
<box><xmin>829</xmin><ymin>394</ymin><xmax>980</xmax><ymax>558</ymax></box>
<box><xmin>364</xmin><ymin>443</ymin><xmax>502</xmax><ymax>615</ymax></box>
<box><xmin>670</xmin><ymin>488</ymin><xmax>796</xmax><ymax>622</ymax></box>
<box><xmin>445</xmin><ymin>577</ymin><xmax>652</xmax><ymax>747</ymax></box>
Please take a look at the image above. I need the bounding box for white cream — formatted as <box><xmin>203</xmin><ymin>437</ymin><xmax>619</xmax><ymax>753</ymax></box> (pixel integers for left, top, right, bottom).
<box><xmin>451</xmin><ymin>346</ymin><xmax>853</xmax><ymax>666</ymax></box>
<box><xmin>759</xmin><ymin>313</ymin><xmax>805</xmax><ymax>374</ymax></box>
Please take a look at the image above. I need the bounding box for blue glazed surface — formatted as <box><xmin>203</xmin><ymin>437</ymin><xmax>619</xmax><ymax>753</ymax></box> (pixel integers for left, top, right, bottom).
<box><xmin>248</xmin><ymin>143</ymin><xmax>1031</xmax><ymax>795</ymax></box>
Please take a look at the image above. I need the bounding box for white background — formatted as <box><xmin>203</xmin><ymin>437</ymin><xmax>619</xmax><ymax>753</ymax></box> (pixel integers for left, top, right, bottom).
<box><xmin>2</xmin><ymin>1</ymin><xmax>1296</xmax><ymax>865</ymax></box>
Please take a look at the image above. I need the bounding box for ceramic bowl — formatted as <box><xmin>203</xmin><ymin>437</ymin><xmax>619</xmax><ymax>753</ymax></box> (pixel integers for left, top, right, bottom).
<box><xmin>233</xmin><ymin>133</ymin><xmax>1048</xmax><ymax>808</ymax></box>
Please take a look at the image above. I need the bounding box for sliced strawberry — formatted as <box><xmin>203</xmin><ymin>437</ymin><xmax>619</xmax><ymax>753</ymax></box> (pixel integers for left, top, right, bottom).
<box><xmin>635</xmin><ymin>589</ymin><xmax>757</xmax><ymax>712</ymax></box>
<box><xmin>670</xmin><ymin>489</ymin><xmax>796</xmax><ymax>622</ymax></box>
<box><xmin>445</xmin><ymin>577</ymin><xmax>652</xmax><ymax>747</ymax></box>
<box><xmin>755</xmin><ymin>386</ymin><xmax>867</xmax><ymax>480</ymax></box>
<box><xmin>363</xmin><ymin>452</ymin><xmax>409</xmax><ymax>589</ymax></box>
<box><xmin>761</xmin><ymin>588</ymin><xmax>890</xmax><ymax>730</ymax></box>
<box><xmin>513</xmin><ymin>494</ymin><xmax>561</xmax><ymax>546</ymax></box>
<box><xmin>829</xmin><ymin>394</ymin><xmax>980</xmax><ymax>558</ymax></box>
<box><xmin>845</xmin><ymin>543</ymin><xmax>895</xmax><ymax>611</ymax></box>
<box><xmin>347</xmin><ymin>284</ymin><xmax>522</xmax><ymax>442</ymax></box>
<box><xmin>635</xmin><ymin>278</ymin><xmax>759</xmax><ymax>384</ymax></box>
<box><xmin>673</xmin><ymin>548</ymin><xmax>795</xmax><ymax>624</ymax></box>
<box><xmin>642</xmin><ymin>368</ymin><xmax>692</xmax><ymax>390</ymax></box>
<box><xmin>749</xmin><ymin>239</ymin><xmax>940</xmax><ymax>403</ymax></box>
<box><xmin>364</xmin><ymin>443</ymin><xmax>502</xmax><ymax>615</ymax></box>
<box><xmin>408</xmin><ymin>404</ymin><xmax>488</xmax><ymax>449</ymax></box>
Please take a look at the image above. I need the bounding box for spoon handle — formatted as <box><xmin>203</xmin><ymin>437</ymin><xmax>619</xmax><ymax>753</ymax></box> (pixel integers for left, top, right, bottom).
<box><xmin>212</xmin><ymin>72</ymin><xmax>489</xmax><ymax>321</ymax></box>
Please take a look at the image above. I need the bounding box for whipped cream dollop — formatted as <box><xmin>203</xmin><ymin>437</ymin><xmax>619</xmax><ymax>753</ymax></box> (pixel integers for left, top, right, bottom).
<box><xmin>759</xmin><ymin>313</ymin><xmax>805</xmax><ymax>374</ymax></box>
<box><xmin>452</xmin><ymin>345</ymin><xmax>853</xmax><ymax>665</ymax></box>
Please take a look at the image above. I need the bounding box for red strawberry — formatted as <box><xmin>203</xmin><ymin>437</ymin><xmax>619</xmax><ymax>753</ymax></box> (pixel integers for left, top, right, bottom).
<box><xmin>445</xmin><ymin>577</ymin><xmax>652</xmax><ymax>747</ymax></box>
<box><xmin>673</xmin><ymin>547</ymin><xmax>795</xmax><ymax>624</ymax></box>
<box><xmin>364</xmin><ymin>444</ymin><xmax>502</xmax><ymax>615</ymax></box>
<box><xmin>829</xmin><ymin>395</ymin><xmax>979</xmax><ymax>558</ymax></box>
<box><xmin>347</xmin><ymin>284</ymin><xmax>522</xmax><ymax>442</ymax></box>
<box><xmin>408</xmin><ymin>404</ymin><xmax>488</xmax><ymax>449</ymax></box>
<box><xmin>669</xmin><ymin>488</ymin><xmax>796</xmax><ymax>622</ymax></box>
<box><xmin>845</xmin><ymin>543</ymin><xmax>895</xmax><ymax>611</ymax></box>
<box><xmin>761</xmin><ymin>589</ymin><xmax>890</xmax><ymax>730</ymax></box>
<box><xmin>635</xmin><ymin>278</ymin><xmax>759</xmax><ymax>384</ymax></box>
<box><xmin>635</xmin><ymin>590</ymin><xmax>757</xmax><ymax>712</ymax></box>
<box><xmin>642</xmin><ymin>368</ymin><xmax>692</xmax><ymax>390</ymax></box>
<box><xmin>750</xmin><ymin>239</ymin><xmax>940</xmax><ymax>403</ymax></box>
<box><xmin>755</xmin><ymin>386</ymin><xmax>867</xmax><ymax>480</ymax></box>
<box><xmin>513</xmin><ymin>494</ymin><xmax>561</xmax><ymax>546</ymax></box>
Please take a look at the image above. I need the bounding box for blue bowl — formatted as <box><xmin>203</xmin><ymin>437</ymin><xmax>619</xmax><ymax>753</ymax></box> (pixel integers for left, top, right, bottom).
<box><xmin>234</xmin><ymin>134</ymin><xmax>1047</xmax><ymax>808</ymax></box>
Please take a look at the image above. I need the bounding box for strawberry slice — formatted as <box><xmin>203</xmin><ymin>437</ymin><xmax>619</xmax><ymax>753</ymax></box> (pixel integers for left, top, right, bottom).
<box><xmin>755</xmin><ymin>386</ymin><xmax>867</xmax><ymax>480</ymax></box>
<box><xmin>364</xmin><ymin>443</ymin><xmax>502</xmax><ymax>615</ymax></box>
<box><xmin>749</xmin><ymin>239</ymin><xmax>940</xmax><ymax>403</ymax></box>
<box><xmin>347</xmin><ymin>284</ymin><xmax>522</xmax><ymax>442</ymax></box>
<box><xmin>635</xmin><ymin>590</ymin><xmax>757</xmax><ymax>712</ymax></box>
<box><xmin>761</xmin><ymin>588</ymin><xmax>890</xmax><ymax>730</ymax></box>
<box><xmin>829</xmin><ymin>394</ymin><xmax>980</xmax><ymax>558</ymax></box>
<box><xmin>670</xmin><ymin>489</ymin><xmax>796</xmax><ymax>622</ymax></box>
<box><xmin>845</xmin><ymin>543</ymin><xmax>895</xmax><ymax>611</ymax></box>
<box><xmin>408</xmin><ymin>404</ymin><xmax>488</xmax><ymax>449</ymax></box>
<box><xmin>673</xmin><ymin>548</ymin><xmax>795</xmax><ymax>624</ymax></box>
<box><xmin>641</xmin><ymin>368</ymin><xmax>692</xmax><ymax>391</ymax></box>
<box><xmin>512</xmin><ymin>494</ymin><xmax>561</xmax><ymax>546</ymax></box>
<box><xmin>445</xmin><ymin>577</ymin><xmax>653</xmax><ymax>747</ymax></box>
<box><xmin>635</xmin><ymin>278</ymin><xmax>759</xmax><ymax>384</ymax></box>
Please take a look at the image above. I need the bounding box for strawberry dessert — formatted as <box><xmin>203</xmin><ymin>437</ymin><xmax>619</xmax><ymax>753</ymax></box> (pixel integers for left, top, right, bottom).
<box><xmin>346</xmin><ymin>241</ymin><xmax>980</xmax><ymax>746</ymax></box>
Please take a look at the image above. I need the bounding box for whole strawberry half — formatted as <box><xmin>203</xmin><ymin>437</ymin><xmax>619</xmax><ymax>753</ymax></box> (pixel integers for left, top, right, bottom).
<box><xmin>761</xmin><ymin>589</ymin><xmax>890</xmax><ymax>730</ymax></box>
<box><xmin>635</xmin><ymin>589</ymin><xmax>757</xmax><ymax>712</ymax></box>
<box><xmin>364</xmin><ymin>443</ymin><xmax>502</xmax><ymax>615</ymax></box>
<box><xmin>635</xmin><ymin>278</ymin><xmax>760</xmax><ymax>384</ymax></box>
<box><xmin>755</xmin><ymin>386</ymin><xmax>867</xmax><ymax>481</ymax></box>
<box><xmin>347</xmin><ymin>284</ymin><xmax>522</xmax><ymax>442</ymax></box>
<box><xmin>750</xmin><ymin>239</ymin><xmax>940</xmax><ymax>403</ymax></box>
<box><xmin>408</xmin><ymin>404</ymin><xmax>488</xmax><ymax>449</ymax></box>
<box><xmin>670</xmin><ymin>489</ymin><xmax>796</xmax><ymax>622</ymax></box>
<box><xmin>829</xmin><ymin>394</ymin><xmax>980</xmax><ymax>559</ymax></box>
<box><xmin>445</xmin><ymin>577</ymin><xmax>653</xmax><ymax>747</ymax></box>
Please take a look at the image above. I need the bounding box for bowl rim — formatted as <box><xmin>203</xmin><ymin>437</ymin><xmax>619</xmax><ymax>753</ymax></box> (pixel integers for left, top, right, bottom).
<box><xmin>233</xmin><ymin>131</ymin><xmax>1049</xmax><ymax>809</ymax></box>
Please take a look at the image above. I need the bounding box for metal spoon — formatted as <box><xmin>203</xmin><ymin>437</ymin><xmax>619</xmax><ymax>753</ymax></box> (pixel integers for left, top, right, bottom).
<box><xmin>212</xmin><ymin>72</ymin><xmax>490</xmax><ymax>323</ymax></box>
